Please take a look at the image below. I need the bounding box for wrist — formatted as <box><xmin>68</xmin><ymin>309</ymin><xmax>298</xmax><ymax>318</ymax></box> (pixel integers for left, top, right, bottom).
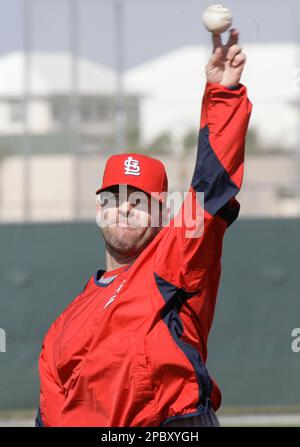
<box><xmin>220</xmin><ymin>81</ymin><xmax>240</xmax><ymax>90</ymax></box>
<box><xmin>227</xmin><ymin>84</ymin><xmax>241</xmax><ymax>90</ymax></box>
<box><xmin>205</xmin><ymin>82</ymin><xmax>246</xmax><ymax>97</ymax></box>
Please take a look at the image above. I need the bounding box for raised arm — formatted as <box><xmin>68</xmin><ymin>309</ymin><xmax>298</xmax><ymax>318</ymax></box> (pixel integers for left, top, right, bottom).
<box><xmin>154</xmin><ymin>29</ymin><xmax>252</xmax><ymax>292</ymax></box>
<box><xmin>192</xmin><ymin>29</ymin><xmax>251</xmax><ymax>225</ymax></box>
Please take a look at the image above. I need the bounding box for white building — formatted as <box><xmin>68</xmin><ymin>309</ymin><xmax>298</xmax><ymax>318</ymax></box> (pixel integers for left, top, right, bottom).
<box><xmin>0</xmin><ymin>51</ymin><xmax>141</xmax><ymax>153</ymax></box>
<box><xmin>124</xmin><ymin>43</ymin><xmax>300</xmax><ymax>151</ymax></box>
<box><xmin>123</xmin><ymin>42</ymin><xmax>300</xmax><ymax>217</ymax></box>
<box><xmin>1</xmin><ymin>44</ymin><xmax>298</xmax><ymax>152</ymax></box>
<box><xmin>0</xmin><ymin>44</ymin><xmax>299</xmax><ymax>222</ymax></box>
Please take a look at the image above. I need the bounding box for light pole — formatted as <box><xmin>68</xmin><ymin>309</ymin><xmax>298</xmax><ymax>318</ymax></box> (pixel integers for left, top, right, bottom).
<box><xmin>22</xmin><ymin>0</ymin><xmax>31</xmax><ymax>221</ymax></box>
<box><xmin>114</xmin><ymin>0</ymin><xmax>127</xmax><ymax>153</ymax></box>
<box><xmin>295</xmin><ymin>0</ymin><xmax>300</xmax><ymax>211</ymax></box>
<box><xmin>70</xmin><ymin>0</ymin><xmax>81</xmax><ymax>220</ymax></box>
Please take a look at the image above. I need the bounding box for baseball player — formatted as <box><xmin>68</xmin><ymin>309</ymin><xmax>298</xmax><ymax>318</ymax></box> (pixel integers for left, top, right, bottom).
<box><xmin>36</xmin><ymin>29</ymin><xmax>252</xmax><ymax>427</ymax></box>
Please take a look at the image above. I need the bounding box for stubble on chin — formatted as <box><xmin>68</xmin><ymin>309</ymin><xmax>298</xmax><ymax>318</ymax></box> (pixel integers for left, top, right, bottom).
<box><xmin>100</xmin><ymin>226</ymin><xmax>160</xmax><ymax>257</ymax></box>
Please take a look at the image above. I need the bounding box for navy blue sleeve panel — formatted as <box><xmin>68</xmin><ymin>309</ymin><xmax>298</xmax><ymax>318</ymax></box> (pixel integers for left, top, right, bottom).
<box><xmin>191</xmin><ymin>125</ymin><xmax>240</xmax><ymax>226</ymax></box>
<box><xmin>192</xmin><ymin>82</ymin><xmax>252</xmax><ymax>223</ymax></box>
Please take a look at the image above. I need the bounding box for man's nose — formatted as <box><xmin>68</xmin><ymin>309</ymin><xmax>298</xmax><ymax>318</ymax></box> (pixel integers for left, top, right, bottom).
<box><xmin>118</xmin><ymin>200</ymin><xmax>133</xmax><ymax>215</ymax></box>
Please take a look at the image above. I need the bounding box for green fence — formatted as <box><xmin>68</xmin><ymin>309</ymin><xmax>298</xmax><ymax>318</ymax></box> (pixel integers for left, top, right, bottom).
<box><xmin>0</xmin><ymin>219</ymin><xmax>299</xmax><ymax>410</ymax></box>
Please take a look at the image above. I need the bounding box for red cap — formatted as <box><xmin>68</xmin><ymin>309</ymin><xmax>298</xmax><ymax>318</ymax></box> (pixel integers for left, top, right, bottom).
<box><xmin>96</xmin><ymin>153</ymin><xmax>168</xmax><ymax>202</ymax></box>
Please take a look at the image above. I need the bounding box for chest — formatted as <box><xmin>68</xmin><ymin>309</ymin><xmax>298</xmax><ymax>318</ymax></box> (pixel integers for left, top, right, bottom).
<box><xmin>53</xmin><ymin>272</ymin><xmax>162</xmax><ymax>387</ymax></box>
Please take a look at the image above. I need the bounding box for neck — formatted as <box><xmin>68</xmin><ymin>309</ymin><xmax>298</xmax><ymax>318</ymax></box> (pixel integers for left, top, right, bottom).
<box><xmin>105</xmin><ymin>245</ymin><xmax>139</xmax><ymax>272</ymax></box>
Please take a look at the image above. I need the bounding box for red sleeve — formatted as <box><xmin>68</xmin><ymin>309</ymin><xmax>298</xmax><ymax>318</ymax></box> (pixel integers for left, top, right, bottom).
<box><xmin>154</xmin><ymin>82</ymin><xmax>252</xmax><ymax>292</ymax></box>
<box><xmin>38</xmin><ymin>322</ymin><xmax>65</xmax><ymax>427</ymax></box>
<box><xmin>37</xmin><ymin>277</ymin><xmax>93</xmax><ymax>426</ymax></box>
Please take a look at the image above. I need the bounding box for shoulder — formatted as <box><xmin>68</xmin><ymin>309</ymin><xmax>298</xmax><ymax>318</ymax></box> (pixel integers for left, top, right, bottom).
<box><xmin>42</xmin><ymin>274</ymin><xmax>97</xmax><ymax>345</ymax></box>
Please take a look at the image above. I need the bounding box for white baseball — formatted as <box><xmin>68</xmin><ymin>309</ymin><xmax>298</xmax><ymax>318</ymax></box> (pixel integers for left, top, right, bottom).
<box><xmin>202</xmin><ymin>4</ymin><xmax>232</xmax><ymax>34</ymax></box>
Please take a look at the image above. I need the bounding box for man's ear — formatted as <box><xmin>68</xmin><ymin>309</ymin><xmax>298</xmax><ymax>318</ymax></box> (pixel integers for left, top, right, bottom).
<box><xmin>96</xmin><ymin>195</ymin><xmax>104</xmax><ymax>227</ymax></box>
<box><xmin>96</xmin><ymin>195</ymin><xmax>102</xmax><ymax>213</ymax></box>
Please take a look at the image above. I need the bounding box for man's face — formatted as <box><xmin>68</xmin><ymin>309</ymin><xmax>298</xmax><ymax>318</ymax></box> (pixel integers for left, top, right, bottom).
<box><xmin>96</xmin><ymin>185</ymin><xmax>164</xmax><ymax>257</ymax></box>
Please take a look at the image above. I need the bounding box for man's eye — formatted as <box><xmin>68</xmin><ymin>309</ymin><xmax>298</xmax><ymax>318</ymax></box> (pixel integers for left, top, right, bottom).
<box><xmin>133</xmin><ymin>198</ymin><xmax>148</xmax><ymax>208</ymax></box>
<box><xmin>129</xmin><ymin>198</ymin><xmax>142</xmax><ymax>206</ymax></box>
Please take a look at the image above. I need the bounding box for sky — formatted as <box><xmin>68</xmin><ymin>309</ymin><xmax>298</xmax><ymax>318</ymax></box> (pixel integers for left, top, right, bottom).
<box><xmin>0</xmin><ymin>0</ymin><xmax>299</xmax><ymax>70</ymax></box>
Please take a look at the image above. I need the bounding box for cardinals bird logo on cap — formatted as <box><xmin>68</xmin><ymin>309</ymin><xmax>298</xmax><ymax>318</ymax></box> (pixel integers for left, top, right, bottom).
<box><xmin>124</xmin><ymin>156</ymin><xmax>141</xmax><ymax>176</ymax></box>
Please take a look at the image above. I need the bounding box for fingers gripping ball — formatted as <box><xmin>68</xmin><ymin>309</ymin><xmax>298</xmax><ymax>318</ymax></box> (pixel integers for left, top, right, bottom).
<box><xmin>202</xmin><ymin>4</ymin><xmax>232</xmax><ymax>34</ymax></box>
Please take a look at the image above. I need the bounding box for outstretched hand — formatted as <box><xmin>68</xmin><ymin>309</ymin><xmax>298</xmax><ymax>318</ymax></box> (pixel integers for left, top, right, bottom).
<box><xmin>205</xmin><ymin>29</ymin><xmax>246</xmax><ymax>88</ymax></box>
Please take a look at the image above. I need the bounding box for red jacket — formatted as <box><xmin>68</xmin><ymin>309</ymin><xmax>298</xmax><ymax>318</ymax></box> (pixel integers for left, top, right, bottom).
<box><xmin>37</xmin><ymin>82</ymin><xmax>252</xmax><ymax>427</ymax></box>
